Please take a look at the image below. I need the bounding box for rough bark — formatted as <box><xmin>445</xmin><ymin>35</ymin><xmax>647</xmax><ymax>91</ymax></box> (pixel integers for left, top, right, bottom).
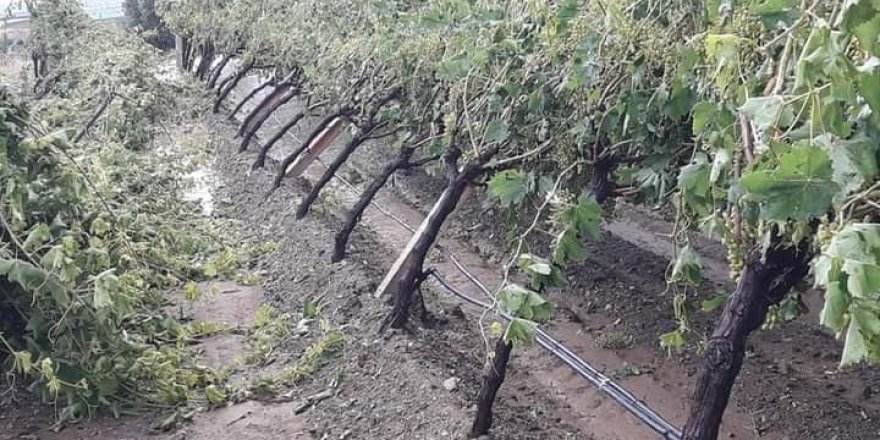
<box><xmin>195</xmin><ymin>42</ymin><xmax>215</xmax><ymax>80</ymax></box>
<box><xmin>213</xmin><ymin>61</ymin><xmax>256</xmax><ymax>114</ymax></box>
<box><xmin>216</xmin><ymin>73</ymin><xmax>235</xmax><ymax>96</ymax></box>
<box><xmin>238</xmin><ymin>86</ymin><xmax>297</xmax><ymax>152</ymax></box>
<box><xmin>294</xmin><ymin>90</ymin><xmax>399</xmax><ymax>219</ymax></box>
<box><xmin>207</xmin><ymin>52</ymin><xmax>234</xmax><ymax>89</ymax></box>
<box><xmin>382</xmin><ymin>146</ymin><xmax>494</xmax><ymax>330</ymax></box>
<box><xmin>295</xmin><ymin>135</ymin><xmax>367</xmax><ymax>219</ymax></box>
<box><xmin>470</xmin><ymin>337</ymin><xmax>513</xmax><ymax>437</ymax></box>
<box><xmin>332</xmin><ymin>147</ymin><xmax>416</xmax><ymax>263</ymax></box>
<box><xmin>73</xmin><ymin>94</ymin><xmax>114</xmax><ymax>144</ymax></box>
<box><xmin>237</xmin><ymin>84</ymin><xmax>288</xmax><ymax>138</ymax></box>
<box><xmin>682</xmin><ymin>240</ymin><xmax>810</xmax><ymax>440</ymax></box>
<box><xmin>229</xmin><ymin>79</ymin><xmax>273</xmax><ymax>121</ymax></box>
<box><xmin>271</xmin><ymin>112</ymin><xmax>343</xmax><ymax>189</ymax></box>
<box><xmin>587</xmin><ymin>155</ymin><xmax>617</xmax><ymax>203</ymax></box>
<box><xmin>175</xmin><ymin>35</ymin><xmax>187</xmax><ymax>70</ymax></box>
<box><xmin>253</xmin><ymin>110</ymin><xmax>308</xmax><ymax>169</ymax></box>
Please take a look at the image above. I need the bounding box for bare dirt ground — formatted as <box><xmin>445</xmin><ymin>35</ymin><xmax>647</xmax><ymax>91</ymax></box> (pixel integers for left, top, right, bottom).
<box><xmin>4</xmin><ymin>60</ymin><xmax>880</xmax><ymax>440</ymax></box>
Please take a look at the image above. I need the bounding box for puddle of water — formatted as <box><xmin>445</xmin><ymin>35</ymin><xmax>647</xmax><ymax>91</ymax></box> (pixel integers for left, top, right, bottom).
<box><xmin>183</xmin><ymin>165</ymin><xmax>216</xmax><ymax>216</ymax></box>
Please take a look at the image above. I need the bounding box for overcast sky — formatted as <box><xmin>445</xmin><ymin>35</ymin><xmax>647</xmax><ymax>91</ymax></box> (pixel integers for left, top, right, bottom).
<box><xmin>2</xmin><ymin>0</ymin><xmax>123</xmax><ymax>18</ymax></box>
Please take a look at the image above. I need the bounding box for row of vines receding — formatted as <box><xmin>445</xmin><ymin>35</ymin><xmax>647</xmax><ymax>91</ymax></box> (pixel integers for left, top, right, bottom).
<box><xmin>6</xmin><ymin>0</ymin><xmax>877</xmax><ymax>438</ymax></box>
<box><xmin>163</xmin><ymin>0</ymin><xmax>880</xmax><ymax>438</ymax></box>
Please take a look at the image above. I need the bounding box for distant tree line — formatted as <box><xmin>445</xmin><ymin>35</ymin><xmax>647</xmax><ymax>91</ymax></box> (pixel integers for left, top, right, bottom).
<box><xmin>123</xmin><ymin>0</ymin><xmax>173</xmax><ymax>49</ymax></box>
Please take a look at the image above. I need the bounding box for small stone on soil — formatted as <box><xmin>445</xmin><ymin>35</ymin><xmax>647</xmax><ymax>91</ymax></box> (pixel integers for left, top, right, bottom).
<box><xmin>442</xmin><ymin>377</ymin><xmax>459</xmax><ymax>391</ymax></box>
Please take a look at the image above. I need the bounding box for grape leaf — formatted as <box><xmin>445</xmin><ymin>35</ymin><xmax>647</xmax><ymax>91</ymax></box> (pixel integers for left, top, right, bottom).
<box><xmin>702</xmin><ymin>292</ymin><xmax>729</xmax><ymax>313</ymax></box>
<box><xmin>563</xmin><ymin>193</ymin><xmax>602</xmax><ymax>240</ymax></box>
<box><xmin>518</xmin><ymin>253</ymin><xmax>567</xmax><ymax>290</ymax></box>
<box><xmin>498</xmin><ymin>284</ymin><xmax>554</xmax><ymax>323</ymax></box>
<box><xmin>485</xmin><ymin>119</ymin><xmax>510</xmax><ymax>144</ymax></box>
<box><xmin>740</xmin><ymin>144</ymin><xmax>839</xmax><ymax>221</ymax></box>
<box><xmin>858</xmin><ymin>57</ymin><xmax>880</xmax><ymax>113</ymax></box>
<box><xmin>678</xmin><ymin>161</ymin><xmax>713</xmax><ymax>217</ymax></box>
<box><xmin>749</xmin><ymin>0</ymin><xmax>800</xmax><ymax>28</ymax></box>
<box><xmin>739</xmin><ymin>96</ymin><xmax>794</xmax><ymax>131</ymax></box>
<box><xmin>842</xmin><ymin>0</ymin><xmax>880</xmax><ymax>57</ymax></box>
<box><xmin>817</xmin><ymin>134</ymin><xmax>879</xmax><ymax>196</ymax></box>
<box><xmin>488</xmin><ymin>169</ymin><xmax>530</xmax><ymax>207</ymax></box>
<box><xmin>506</xmin><ymin>319</ymin><xmax>537</xmax><ymax>344</ymax></box>
<box><xmin>22</xmin><ymin>223</ymin><xmax>51</xmax><ymax>253</ymax></box>
<box><xmin>815</xmin><ymin>224</ymin><xmax>880</xmax><ymax>366</ymax></box>
<box><xmin>821</xmin><ymin>280</ymin><xmax>851</xmax><ymax>333</ymax></box>
<box><xmin>692</xmin><ymin>101</ymin><xmax>716</xmax><ymax>135</ymax></box>
<box><xmin>554</xmin><ymin>228</ymin><xmax>585</xmax><ymax>265</ymax></box>
<box><xmin>671</xmin><ymin>246</ymin><xmax>704</xmax><ymax>286</ymax></box>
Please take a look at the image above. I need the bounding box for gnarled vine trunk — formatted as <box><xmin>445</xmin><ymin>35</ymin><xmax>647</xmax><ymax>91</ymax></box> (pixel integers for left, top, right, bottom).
<box><xmin>194</xmin><ymin>41</ymin><xmax>215</xmax><ymax>80</ymax></box>
<box><xmin>470</xmin><ymin>337</ymin><xmax>513</xmax><ymax>438</ymax></box>
<box><xmin>252</xmin><ymin>111</ymin><xmax>307</xmax><ymax>169</ymax></box>
<box><xmin>228</xmin><ymin>79</ymin><xmax>272</xmax><ymax>121</ymax></box>
<box><xmin>238</xmin><ymin>85</ymin><xmax>297</xmax><ymax>152</ymax></box>
<box><xmin>270</xmin><ymin>112</ymin><xmax>344</xmax><ymax>184</ymax></box>
<box><xmin>332</xmin><ymin>147</ymin><xmax>417</xmax><ymax>262</ymax></box>
<box><xmin>214</xmin><ymin>60</ymin><xmax>254</xmax><ymax>113</ymax></box>
<box><xmin>237</xmin><ymin>85</ymin><xmax>283</xmax><ymax>137</ymax></box>
<box><xmin>380</xmin><ymin>146</ymin><xmax>495</xmax><ymax>330</ymax></box>
<box><xmin>682</xmin><ymin>240</ymin><xmax>809</xmax><ymax>440</ymax></box>
<box><xmin>295</xmin><ymin>134</ymin><xmax>367</xmax><ymax>219</ymax></box>
<box><xmin>207</xmin><ymin>52</ymin><xmax>234</xmax><ymax>89</ymax></box>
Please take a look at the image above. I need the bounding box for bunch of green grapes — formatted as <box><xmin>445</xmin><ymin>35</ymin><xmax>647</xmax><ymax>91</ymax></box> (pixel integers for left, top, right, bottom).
<box><xmin>816</xmin><ymin>215</ymin><xmax>835</xmax><ymax>248</ymax></box>
<box><xmin>721</xmin><ymin>209</ymin><xmax>746</xmax><ymax>281</ymax></box>
<box><xmin>763</xmin><ymin>304</ymin><xmax>782</xmax><ymax>330</ymax></box>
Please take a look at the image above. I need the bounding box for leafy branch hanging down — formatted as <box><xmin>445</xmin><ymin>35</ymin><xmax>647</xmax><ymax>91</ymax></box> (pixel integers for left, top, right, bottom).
<box><xmin>2</xmin><ymin>0</ymin><xmax>240</xmax><ymax>423</ymax></box>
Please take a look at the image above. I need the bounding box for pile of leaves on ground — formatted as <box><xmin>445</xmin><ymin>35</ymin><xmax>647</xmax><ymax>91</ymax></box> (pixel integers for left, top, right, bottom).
<box><xmin>0</xmin><ymin>0</ymin><xmax>236</xmax><ymax>423</ymax></box>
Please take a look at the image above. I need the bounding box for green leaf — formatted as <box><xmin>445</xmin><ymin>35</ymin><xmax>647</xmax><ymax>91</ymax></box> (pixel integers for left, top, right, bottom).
<box><xmin>203</xmin><ymin>263</ymin><xmax>218</xmax><ymax>278</ymax></box>
<box><xmin>184</xmin><ymin>281</ymin><xmax>201</xmax><ymax>301</ymax></box>
<box><xmin>518</xmin><ymin>254</ymin><xmax>567</xmax><ymax>290</ymax></box>
<box><xmin>740</xmin><ymin>143</ymin><xmax>839</xmax><ymax>221</ymax></box>
<box><xmin>93</xmin><ymin>271</ymin><xmax>118</xmax><ymax>309</ymax></box>
<box><xmin>710</xmin><ymin>149</ymin><xmax>731</xmax><ymax>183</ymax></box>
<box><xmin>818</xmin><ymin>134</ymin><xmax>879</xmax><ymax>196</ymax></box>
<box><xmin>563</xmin><ymin>193</ymin><xmax>602</xmax><ymax>240</ymax></box>
<box><xmin>660</xmin><ymin>330</ymin><xmax>686</xmax><ymax>354</ymax></box>
<box><xmin>671</xmin><ymin>246</ymin><xmax>704</xmax><ymax>286</ymax></box>
<box><xmin>749</xmin><ymin>0</ymin><xmax>800</xmax><ymax>28</ymax></box>
<box><xmin>22</xmin><ymin>223</ymin><xmax>51</xmax><ymax>253</ymax></box>
<box><xmin>858</xmin><ymin>57</ymin><xmax>880</xmax><ymax>113</ymax></box>
<box><xmin>821</xmin><ymin>281</ymin><xmax>851</xmax><ymax>333</ymax></box>
<box><xmin>701</xmin><ymin>292</ymin><xmax>729</xmax><ymax>313</ymax></box>
<box><xmin>506</xmin><ymin>319</ymin><xmax>537</xmax><ymax>344</ymax></box>
<box><xmin>499</xmin><ymin>284</ymin><xmax>528</xmax><ymax>316</ymax></box>
<box><xmin>692</xmin><ymin>101</ymin><xmax>716</xmax><ymax>135</ymax></box>
<box><xmin>678</xmin><ymin>161</ymin><xmax>713</xmax><ymax>216</ymax></box>
<box><xmin>739</xmin><ymin>96</ymin><xmax>794</xmax><ymax>131</ymax></box>
<box><xmin>842</xmin><ymin>0</ymin><xmax>880</xmax><ymax>57</ymax></box>
<box><xmin>485</xmin><ymin>119</ymin><xmax>510</xmax><ymax>144</ymax></box>
<box><xmin>498</xmin><ymin>284</ymin><xmax>554</xmax><ymax>323</ymax></box>
<box><xmin>488</xmin><ymin>169</ymin><xmax>530</xmax><ymax>208</ymax></box>
<box><xmin>554</xmin><ymin>229</ymin><xmax>585</xmax><ymax>265</ymax></box>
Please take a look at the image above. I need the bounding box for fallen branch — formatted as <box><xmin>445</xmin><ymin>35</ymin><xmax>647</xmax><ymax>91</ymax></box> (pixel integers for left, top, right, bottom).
<box><xmin>73</xmin><ymin>93</ymin><xmax>115</xmax><ymax>144</ymax></box>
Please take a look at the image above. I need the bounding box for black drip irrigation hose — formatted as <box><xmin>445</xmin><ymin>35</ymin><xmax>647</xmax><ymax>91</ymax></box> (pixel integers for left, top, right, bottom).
<box><xmin>428</xmin><ymin>270</ymin><xmax>683</xmax><ymax>440</ymax></box>
<box><xmin>301</xmin><ymin>158</ymin><xmax>683</xmax><ymax>439</ymax></box>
